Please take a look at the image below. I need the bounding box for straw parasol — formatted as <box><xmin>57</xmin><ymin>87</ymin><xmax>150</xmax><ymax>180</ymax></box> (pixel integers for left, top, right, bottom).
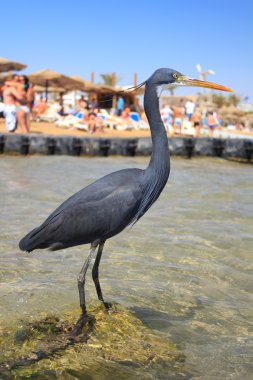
<box><xmin>33</xmin><ymin>85</ymin><xmax>66</xmax><ymax>93</ymax></box>
<box><xmin>72</xmin><ymin>76</ymin><xmax>119</xmax><ymax>94</ymax></box>
<box><xmin>0</xmin><ymin>57</ymin><xmax>27</xmax><ymax>73</ymax></box>
<box><xmin>28</xmin><ymin>69</ymin><xmax>85</xmax><ymax>101</ymax></box>
<box><xmin>96</xmin><ymin>84</ymin><xmax>118</xmax><ymax>94</ymax></box>
<box><xmin>218</xmin><ymin>105</ymin><xmax>244</xmax><ymax>124</ymax></box>
<box><xmin>71</xmin><ymin>76</ymin><xmax>96</xmax><ymax>92</ymax></box>
<box><xmin>219</xmin><ymin>105</ymin><xmax>243</xmax><ymax>116</ymax></box>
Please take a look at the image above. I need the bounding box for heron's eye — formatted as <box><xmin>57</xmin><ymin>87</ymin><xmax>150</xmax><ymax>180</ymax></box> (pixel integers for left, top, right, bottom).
<box><xmin>173</xmin><ymin>73</ymin><xmax>178</xmax><ymax>79</ymax></box>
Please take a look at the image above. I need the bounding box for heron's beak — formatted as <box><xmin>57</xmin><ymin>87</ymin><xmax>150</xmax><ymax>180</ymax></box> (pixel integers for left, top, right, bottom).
<box><xmin>178</xmin><ymin>76</ymin><xmax>233</xmax><ymax>92</ymax></box>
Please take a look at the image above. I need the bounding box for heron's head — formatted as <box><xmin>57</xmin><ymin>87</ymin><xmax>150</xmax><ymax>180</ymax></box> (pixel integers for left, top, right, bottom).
<box><xmin>148</xmin><ymin>68</ymin><xmax>233</xmax><ymax>97</ymax></box>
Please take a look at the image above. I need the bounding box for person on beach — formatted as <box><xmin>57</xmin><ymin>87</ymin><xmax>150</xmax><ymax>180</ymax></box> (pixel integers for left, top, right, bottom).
<box><xmin>207</xmin><ymin>111</ymin><xmax>217</xmax><ymax>138</ymax></box>
<box><xmin>77</xmin><ymin>95</ymin><xmax>88</xmax><ymax>111</ymax></box>
<box><xmin>116</xmin><ymin>96</ymin><xmax>124</xmax><ymax>116</ymax></box>
<box><xmin>89</xmin><ymin>98</ymin><xmax>98</xmax><ymax>111</ymax></box>
<box><xmin>185</xmin><ymin>99</ymin><xmax>195</xmax><ymax>120</ymax></box>
<box><xmin>27</xmin><ymin>82</ymin><xmax>35</xmax><ymax>113</ymax></box>
<box><xmin>192</xmin><ymin>108</ymin><xmax>202</xmax><ymax>137</ymax></box>
<box><xmin>172</xmin><ymin>104</ymin><xmax>183</xmax><ymax>134</ymax></box>
<box><xmin>87</xmin><ymin>109</ymin><xmax>104</xmax><ymax>134</ymax></box>
<box><xmin>1</xmin><ymin>75</ymin><xmax>25</xmax><ymax>133</ymax></box>
<box><xmin>33</xmin><ymin>96</ymin><xmax>48</xmax><ymax>117</ymax></box>
<box><xmin>213</xmin><ymin>110</ymin><xmax>220</xmax><ymax>130</ymax></box>
<box><xmin>16</xmin><ymin>75</ymin><xmax>32</xmax><ymax>133</ymax></box>
<box><xmin>161</xmin><ymin>104</ymin><xmax>173</xmax><ymax>132</ymax></box>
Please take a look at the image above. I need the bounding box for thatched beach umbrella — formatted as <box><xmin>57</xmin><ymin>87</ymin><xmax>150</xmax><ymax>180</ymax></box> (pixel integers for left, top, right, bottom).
<box><xmin>33</xmin><ymin>85</ymin><xmax>66</xmax><ymax>93</ymax></box>
<box><xmin>0</xmin><ymin>57</ymin><xmax>27</xmax><ymax>73</ymax></box>
<box><xmin>218</xmin><ymin>105</ymin><xmax>244</xmax><ymax>124</ymax></box>
<box><xmin>72</xmin><ymin>76</ymin><xmax>118</xmax><ymax>94</ymax></box>
<box><xmin>219</xmin><ymin>105</ymin><xmax>243</xmax><ymax>116</ymax></box>
<box><xmin>95</xmin><ymin>84</ymin><xmax>117</xmax><ymax>94</ymax></box>
<box><xmin>71</xmin><ymin>76</ymin><xmax>96</xmax><ymax>92</ymax></box>
<box><xmin>29</xmin><ymin>69</ymin><xmax>84</xmax><ymax>101</ymax></box>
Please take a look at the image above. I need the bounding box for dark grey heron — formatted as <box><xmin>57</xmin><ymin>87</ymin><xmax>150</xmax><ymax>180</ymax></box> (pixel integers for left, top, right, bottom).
<box><xmin>19</xmin><ymin>68</ymin><xmax>232</xmax><ymax>334</ymax></box>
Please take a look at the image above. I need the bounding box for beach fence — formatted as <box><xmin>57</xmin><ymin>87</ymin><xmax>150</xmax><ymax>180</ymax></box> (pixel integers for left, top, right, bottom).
<box><xmin>0</xmin><ymin>134</ymin><xmax>252</xmax><ymax>162</ymax></box>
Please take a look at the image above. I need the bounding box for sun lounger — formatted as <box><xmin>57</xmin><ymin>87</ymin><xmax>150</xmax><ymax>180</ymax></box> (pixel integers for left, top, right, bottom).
<box><xmin>181</xmin><ymin>119</ymin><xmax>195</xmax><ymax>136</ymax></box>
<box><xmin>55</xmin><ymin>114</ymin><xmax>89</xmax><ymax>132</ymax></box>
<box><xmin>38</xmin><ymin>113</ymin><xmax>62</xmax><ymax>123</ymax></box>
<box><xmin>55</xmin><ymin>115</ymin><xmax>74</xmax><ymax>128</ymax></box>
<box><xmin>130</xmin><ymin>112</ymin><xmax>140</xmax><ymax>122</ymax></box>
<box><xmin>75</xmin><ymin>123</ymin><xmax>89</xmax><ymax>132</ymax></box>
<box><xmin>36</xmin><ymin>104</ymin><xmax>62</xmax><ymax>123</ymax></box>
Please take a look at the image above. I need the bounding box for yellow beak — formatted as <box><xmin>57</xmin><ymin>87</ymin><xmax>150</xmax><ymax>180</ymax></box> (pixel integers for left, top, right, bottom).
<box><xmin>180</xmin><ymin>76</ymin><xmax>233</xmax><ymax>92</ymax></box>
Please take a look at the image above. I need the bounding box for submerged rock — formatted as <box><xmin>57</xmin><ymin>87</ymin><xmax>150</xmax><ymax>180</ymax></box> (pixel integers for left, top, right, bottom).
<box><xmin>0</xmin><ymin>304</ymin><xmax>189</xmax><ymax>379</ymax></box>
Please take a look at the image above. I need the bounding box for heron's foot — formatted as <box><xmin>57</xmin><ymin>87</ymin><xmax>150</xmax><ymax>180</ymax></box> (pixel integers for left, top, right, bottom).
<box><xmin>70</xmin><ymin>313</ymin><xmax>93</xmax><ymax>338</ymax></box>
<box><xmin>103</xmin><ymin>301</ymin><xmax>113</xmax><ymax>311</ymax></box>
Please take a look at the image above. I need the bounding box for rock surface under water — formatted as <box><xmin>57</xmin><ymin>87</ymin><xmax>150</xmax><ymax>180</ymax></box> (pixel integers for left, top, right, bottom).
<box><xmin>0</xmin><ymin>304</ymin><xmax>189</xmax><ymax>379</ymax></box>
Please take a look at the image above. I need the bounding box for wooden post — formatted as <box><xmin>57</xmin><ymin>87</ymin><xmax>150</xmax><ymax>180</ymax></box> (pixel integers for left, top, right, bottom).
<box><xmin>133</xmin><ymin>72</ymin><xmax>138</xmax><ymax>106</ymax></box>
<box><xmin>134</xmin><ymin>72</ymin><xmax>138</xmax><ymax>87</ymax></box>
<box><xmin>59</xmin><ymin>92</ymin><xmax>64</xmax><ymax>114</ymax></box>
<box><xmin>45</xmin><ymin>80</ymin><xmax>48</xmax><ymax>102</ymax></box>
<box><xmin>89</xmin><ymin>73</ymin><xmax>95</xmax><ymax>103</ymax></box>
<box><xmin>112</xmin><ymin>72</ymin><xmax>116</xmax><ymax>87</ymax></box>
<box><xmin>112</xmin><ymin>95</ymin><xmax>116</xmax><ymax>109</ymax></box>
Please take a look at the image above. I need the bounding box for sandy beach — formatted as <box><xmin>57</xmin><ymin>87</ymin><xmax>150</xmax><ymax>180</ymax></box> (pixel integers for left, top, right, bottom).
<box><xmin>1</xmin><ymin>119</ymin><xmax>253</xmax><ymax>139</ymax></box>
<box><xmin>0</xmin><ymin>119</ymin><xmax>152</xmax><ymax>139</ymax></box>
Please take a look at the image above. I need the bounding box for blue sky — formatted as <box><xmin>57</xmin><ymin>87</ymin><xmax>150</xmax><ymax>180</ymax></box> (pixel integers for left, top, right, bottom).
<box><xmin>1</xmin><ymin>0</ymin><xmax>253</xmax><ymax>99</ymax></box>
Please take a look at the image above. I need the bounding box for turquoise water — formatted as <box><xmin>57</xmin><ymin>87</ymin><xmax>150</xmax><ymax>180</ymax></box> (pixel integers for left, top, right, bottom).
<box><xmin>0</xmin><ymin>156</ymin><xmax>252</xmax><ymax>379</ymax></box>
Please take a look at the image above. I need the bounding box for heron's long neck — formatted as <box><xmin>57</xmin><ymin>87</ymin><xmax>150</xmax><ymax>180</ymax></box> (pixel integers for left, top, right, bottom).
<box><xmin>129</xmin><ymin>82</ymin><xmax>170</xmax><ymax>224</ymax></box>
<box><xmin>144</xmin><ymin>82</ymin><xmax>170</xmax><ymax>172</ymax></box>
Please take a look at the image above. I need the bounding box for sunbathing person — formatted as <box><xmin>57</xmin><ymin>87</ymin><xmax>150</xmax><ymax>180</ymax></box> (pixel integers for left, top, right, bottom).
<box><xmin>77</xmin><ymin>95</ymin><xmax>88</xmax><ymax>111</ymax></box>
<box><xmin>121</xmin><ymin>107</ymin><xmax>131</xmax><ymax>120</ymax></box>
<box><xmin>87</xmin><ymin>109</ymin><xmax>104</xmax><ymax>134</ymax></box>
<box><xmin>33</xmin><ymin>96</ymin><xmax>48</xmax><ymax>117</ymax></box>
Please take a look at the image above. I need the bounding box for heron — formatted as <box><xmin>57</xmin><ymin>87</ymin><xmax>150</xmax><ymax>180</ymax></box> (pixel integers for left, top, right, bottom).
<box><xmin>19</xmin><ymin>68</ymin><xmax>232</xmax><ymax>335</ymax></box>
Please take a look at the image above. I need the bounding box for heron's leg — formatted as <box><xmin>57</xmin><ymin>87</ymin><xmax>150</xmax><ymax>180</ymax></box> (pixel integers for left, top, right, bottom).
<box><xmin>92</xmin><ymin>241</ymin><xmax>111</xmax><ymax>309</ymax></box>
<box><xmin>77</xmin><ymin>245</ymin><xmax>97</xmax><ymax>315</ymax></box>
<box><xmin>71</xmin><ymin>246</ymin><xmax>98</xmax><ymax>338</ymax></box>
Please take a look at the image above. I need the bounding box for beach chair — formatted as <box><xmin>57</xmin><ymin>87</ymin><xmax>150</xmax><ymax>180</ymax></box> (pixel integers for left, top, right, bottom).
<box><xmin>55</xmin><ymin>115</ymin><xmax>77</xmax><ymax>128</ymax></box>
<box><xmin>130</xmin><ymin>112</ymin><xmax>140</xmax><ymax>122</ymax></box>
<box><xmin>75</xmin><ymin>123</ymin><xmax>89</xmax><ymax>132</ymax></box>
<box><xmin>181</xmin><ymin>119</ymin><xmax>195</xmax><ymax>136</ymax></box>
<box><xmin>36</xmin><ymin>104</ymin><xmax>62</xmax><ymax>123</ymax></box>
<box><xmin>75</xmin><ymin>112</ymin><xmax>84</xmax><ymax>119</ymax></box>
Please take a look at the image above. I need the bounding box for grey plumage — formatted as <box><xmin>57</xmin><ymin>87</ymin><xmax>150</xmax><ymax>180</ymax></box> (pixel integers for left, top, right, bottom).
<box><xmin>19</xmin><ymin>168</ymin><xmax>145</xmax><ymax>251</ymax></box>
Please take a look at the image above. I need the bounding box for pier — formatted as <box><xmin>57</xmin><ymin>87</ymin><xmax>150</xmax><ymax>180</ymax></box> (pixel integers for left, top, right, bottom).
<box><xmin>0</xmin><ymin>133</ymin><xmax>252</xmax><ymax>161</ymax></box>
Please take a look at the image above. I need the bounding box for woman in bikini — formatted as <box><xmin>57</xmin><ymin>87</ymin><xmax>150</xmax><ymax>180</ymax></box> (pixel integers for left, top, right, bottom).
<box><xmin>16</xmin><ymin>75</ymin><xmax>34</xmax><ymax>133</ymax></box>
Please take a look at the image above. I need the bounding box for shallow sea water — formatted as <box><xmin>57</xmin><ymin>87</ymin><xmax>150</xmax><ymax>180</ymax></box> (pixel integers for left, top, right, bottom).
<box><xmin>0</xmin><ymin>155</ymin><xmax>252</xmax><ymax>379</ymax></box>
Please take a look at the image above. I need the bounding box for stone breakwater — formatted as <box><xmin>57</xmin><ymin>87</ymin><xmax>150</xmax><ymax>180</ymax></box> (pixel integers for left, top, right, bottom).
<box><xmin>0</xmin><ymin>133</ymin><xmax>252</xmax><ymax>160</ymax></box>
